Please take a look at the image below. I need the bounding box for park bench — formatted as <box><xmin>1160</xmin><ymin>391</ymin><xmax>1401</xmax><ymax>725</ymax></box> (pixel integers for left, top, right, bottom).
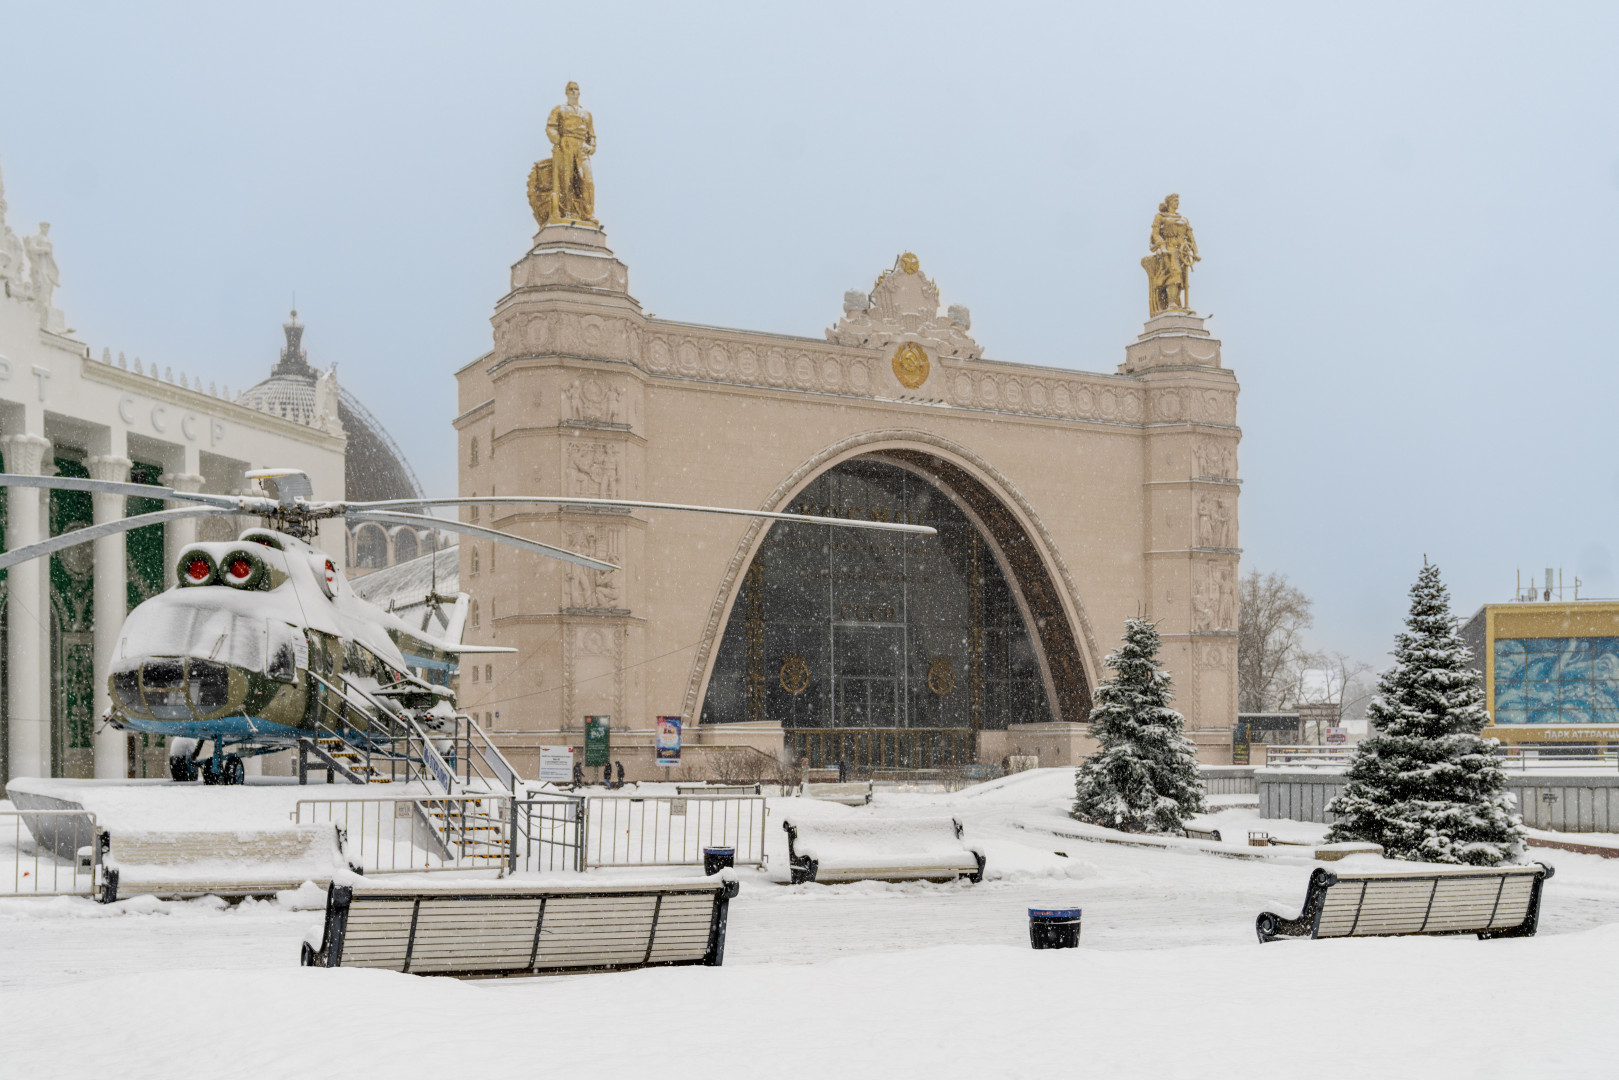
<box><xmin>803</xmin><ymin>781</ymin><xmax>873</xmax><ymax>806</ymax></box>
<box><xmin>782</xmin><ymin>816</ymin><xmax>985</xmax><ymax>885</ymax></box>
<box><xmin>98</xmin><ymin>824</ymin><xmax>349</xmax><ymax>903</ymax></box>
<box><xmin>1183</xmin><ymin>825</ymin><xmax>1223</xmax><ymax>842</ymax></box>
<box><xmin>1256</xmin><ymin>862</ymin><xmax>1554</xmax><ymax>943</ymax></box>
<box><xmin>676</xmin><ymin>784</ymin><xmax>762</xmax><ymax>796</ymax></box>
<box><xmin>301</xmin><ymin>876</ymin><xmax>740</xmax><ymax>976</ymax></box>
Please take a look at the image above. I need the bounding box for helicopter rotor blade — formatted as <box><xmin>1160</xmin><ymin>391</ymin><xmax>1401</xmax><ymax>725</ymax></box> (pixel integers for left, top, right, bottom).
<box><xmin>345</xmin><ymin>510</ymin><xmax>618</xmax><ymax>572</ymax></box>
<box><xmin>0</xmin><ymin>507</ymin><xmax>240</xmax><ymax>572</ymax></box>
<box><xmin>342</xmin><ymin>496</ymin><xmax>938</xmax><ymax>535</ymax></box>
<box><xmin>0</xmin><ymin>473</ymin><xmax>250</xmax><ymax>510</ymax></box>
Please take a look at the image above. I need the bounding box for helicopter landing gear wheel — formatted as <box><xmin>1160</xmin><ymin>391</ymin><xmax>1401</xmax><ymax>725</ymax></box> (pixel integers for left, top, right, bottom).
<box><xmin>170</xmin><ymin>755</ymin><xmax>198</xmax><ymax>782</ymax></box>
<box><xmin>222</xmin><ymin>755</ymin><xmax>245</xmax><ymax>786</ymax></box>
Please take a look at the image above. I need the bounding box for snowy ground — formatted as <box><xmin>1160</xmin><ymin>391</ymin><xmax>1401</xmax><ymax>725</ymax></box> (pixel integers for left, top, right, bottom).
<box><xmin>2</xmin><ymin>768</ymin><xmax>1617</xmax><ymax>1078</ymax></box>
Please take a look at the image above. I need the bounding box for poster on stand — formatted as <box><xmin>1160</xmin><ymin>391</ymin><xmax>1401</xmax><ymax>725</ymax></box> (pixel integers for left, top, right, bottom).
<box><xmin>585</xmin><ymin>716</ymin><xmax>611</xmax><ymax>766</ymax></box>
<box><xmin>655</xmin><ymin>716</ymin><xmax>682</xmax><ymax>766</ymax></box>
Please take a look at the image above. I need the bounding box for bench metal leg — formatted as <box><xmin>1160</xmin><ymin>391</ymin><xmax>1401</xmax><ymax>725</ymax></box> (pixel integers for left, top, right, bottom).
<box><xmin>1256</xmin><ymin>868</ymin><xmax>1338</xmax><ymax>943</ymax></box>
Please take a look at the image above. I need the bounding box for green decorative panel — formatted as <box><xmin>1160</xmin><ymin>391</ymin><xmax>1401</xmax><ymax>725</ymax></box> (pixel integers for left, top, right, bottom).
<box><xmin>50</xmin><ymin>458</ymin><xmax>94</xmax><ymax>634</ymax></box>
<box><xmin>127</xmin><ymin>461</ymin><xmax>166</xmax><ymax>609</ymax></box>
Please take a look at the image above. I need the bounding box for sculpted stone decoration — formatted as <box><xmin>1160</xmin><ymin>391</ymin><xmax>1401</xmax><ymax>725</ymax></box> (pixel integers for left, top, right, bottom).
<box><xmin>1193</xmin><ymin>438</ymin><xmax>1236</xmax><ymax>478</ymax></box>
<box><xmin>563</xmin><ymin>375</ymin><xmax>625</xmax><ymax>424</ymax></box>
<box><xmin>1141</xmin><ymin>194</ymin><xmax>1200</xmax><ymax>316</ymax></box>
<box><xmin>1194</xmin><ymin>562</ymin><xmax>1238</xmax><ymax>631</ymax></box>
<box><xmin>528</xmin><ymin>82</ymin><xmax>598</xmax><ymax>228</ymax></box>
<box><xmin>564</xmin><ymin>525</ymin><xmax>623</xmax><ymax>610</ymax></box>
<box><xmin>567</xmin><ymin>441</ymin><xmax>621</xmax><ymax>498</ymax></box>
<box><xmin>23</xmin><ymin>222</ymin><xmax>60</xmax><ymax>330</ymax></box>
<box><xmin>1195</xmin><ymin>493</ymin><xmax>1235</xmax><ymax>549</ymax></box>
<box><xmin>826</xmin><ymin>252</ymin><xmax>983</xmax><ymax>372</ymax></box>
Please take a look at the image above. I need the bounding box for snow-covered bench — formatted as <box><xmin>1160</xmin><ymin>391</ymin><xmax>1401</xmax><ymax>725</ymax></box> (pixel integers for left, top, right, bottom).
<box><xmin>97</xmin><ymin>824</ymin><xmax>348</xmax><ymax>903</ymax></box>
<box><xmin>803</xmin><ymin>781</ymin><xmax>873</xmax><ymax>806</ymax></box>
<box><xmin>676</xmin><ymin>784</ymin><xmax>762</xmax><ymax>796</ymax></box>
<box><xmin>301</xmin><ymin>876</ymin><xmax>740</xmax><ymax>976</ymax></box>
<box><xmin>781</xmin><ymin>816</ymin><xmax>985</xmax><ymax>885</ymax></box>
<box><xmin>1182</xmin><ymin>825</ymin><xmax>1222</xmax><ymax>842</ymax></box>
<box><xmin>1256</xmin><ymin>862</ymin><xmax>1554</xmax><ymax>943</ymax></box>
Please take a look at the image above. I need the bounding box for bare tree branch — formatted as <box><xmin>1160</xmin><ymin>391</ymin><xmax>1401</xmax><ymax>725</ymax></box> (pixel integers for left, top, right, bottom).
<box><xmin>1237</xmin><ymin>570</ymin><xmax>1315</xmax><ymax>712</ymax></box>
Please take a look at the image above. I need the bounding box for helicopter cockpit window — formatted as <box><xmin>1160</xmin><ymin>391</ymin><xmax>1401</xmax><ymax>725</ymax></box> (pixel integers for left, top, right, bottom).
<box><xmin>267</xmin><ymin>622</ymin><xmax>300</xmax><ymax>683</ymax></box>
<box><xmin>112</xmin><ymin>669</ymin><xmax>141</xmax><ymax>709</ymax></box>
<box><xmin>140</xmin><ymin>658</ymin><xmax>191</xmax><ymax>719</ymax></box>
<box><xmin>188</xmin><ymin>660</ymin><xmax>231</xmax><ymax>709</ymax></box>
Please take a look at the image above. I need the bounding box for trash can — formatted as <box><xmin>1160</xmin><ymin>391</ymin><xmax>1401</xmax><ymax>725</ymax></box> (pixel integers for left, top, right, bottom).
<box><xmin>703</xmin><ymin>847</ymin><xmax>735</xmax><ymax>875</ymax></box>
<box><xmin>1028</xmin><ymin>907</ymin><xmax>1082</xmax><ymax>949</ymax></box>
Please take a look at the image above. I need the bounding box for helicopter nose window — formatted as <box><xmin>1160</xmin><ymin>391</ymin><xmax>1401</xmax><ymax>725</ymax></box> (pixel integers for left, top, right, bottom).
<box><xmin>112</xmin><ymin>669</ymin><xmax>141</xmax><ymax>709</ymax></box>
<box><xmin>140</xmin><ymin>658</ymin><xmax>191</xmax><ymax>719</ymax></box>
<box><xmin>188</xmin><ymin>660</ymin><xmax>230</xmax><ymax>709</ymax></box>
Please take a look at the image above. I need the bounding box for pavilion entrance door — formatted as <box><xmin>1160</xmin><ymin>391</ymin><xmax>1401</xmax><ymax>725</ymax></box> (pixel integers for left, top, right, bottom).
<box><xmin>831</xmin><ymin>623</ymin><xmax>912</xmax><ymax>770</ymax></box>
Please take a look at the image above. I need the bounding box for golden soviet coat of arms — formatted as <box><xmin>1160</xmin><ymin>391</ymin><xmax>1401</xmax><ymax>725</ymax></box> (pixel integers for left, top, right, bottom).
<box><xmin>927</xmin><ymin>656</ymin><xmax>955</xmax><ymax>696</ymax></box>
<box><xmin>779</xmin><ymin>654</ymin><xmax>811</xmax><ymax>695</ymax></box>
<box><xmin>892</xmin><ymin>342</ymin><xmax>930</xmax><ymax>389</ymax></box>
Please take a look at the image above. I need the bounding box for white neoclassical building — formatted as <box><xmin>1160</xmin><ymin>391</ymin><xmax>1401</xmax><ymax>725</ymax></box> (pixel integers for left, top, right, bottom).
<box><xmin>0</xmin><ymin>159</ymin><xmax>355</xmax><ymax>782</ymax></box>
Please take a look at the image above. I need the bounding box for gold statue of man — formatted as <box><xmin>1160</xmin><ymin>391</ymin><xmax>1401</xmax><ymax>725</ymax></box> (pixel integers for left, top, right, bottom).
<box><xmin>1141</xmin><ymin>193</ymin><xmax>1200</xmax><ymax>315</ymax></box>
<box><xmin>530</xmin><ymin>81</ymin><xmax>597</xmax><ymax>227</ymax></box>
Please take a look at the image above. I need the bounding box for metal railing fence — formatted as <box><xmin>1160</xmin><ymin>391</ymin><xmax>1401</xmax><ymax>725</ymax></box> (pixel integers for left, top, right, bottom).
<box><xmin>1261</xmin><ymin>743</ymin><xmax>1619</xmax><ymax>770</ymax></box>
<box><xmin>583</xmin><ymin>795</ymin><xmax>768</xmax><ymax>868</ymax></box>
<box><xmin>293</xmin><ymin>793</ymin><xmax>584</xmax><ymax>875</ymax></box>
<box><xmin>786</xmin><ymin>728</ymin><xmax>974</xmax><ymax>772</ymax></box>
<box><xmin>1</xmin><ymin>809</ymin><xmax>100</xmax><ymax>897</ymax></box>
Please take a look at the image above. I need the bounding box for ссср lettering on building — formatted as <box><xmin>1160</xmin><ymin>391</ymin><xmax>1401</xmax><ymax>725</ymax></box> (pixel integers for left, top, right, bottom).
<box><xmin>456</xmin><ymin>86</ymin><xmax>1243</xmax><ymax>778</ymax></box>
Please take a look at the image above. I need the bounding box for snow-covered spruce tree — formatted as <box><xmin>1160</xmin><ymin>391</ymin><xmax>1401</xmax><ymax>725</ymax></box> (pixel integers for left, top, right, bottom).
<box><xmin>1326</xmin><ymin>561</ymin><xmax>1526</xmax><ymax>864</ymax></box>
<box><xmin>1072</xmin><ymin>616</ymin><xmax>1206</xmax><ymax>832</ymax></box>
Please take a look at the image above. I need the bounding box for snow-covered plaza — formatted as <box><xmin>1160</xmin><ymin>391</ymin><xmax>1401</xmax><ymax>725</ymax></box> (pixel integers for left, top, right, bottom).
<box><xmin>3</xmin><ymin>770</ymin><xmax>1616</xmax><ymax>1079</ymax></box>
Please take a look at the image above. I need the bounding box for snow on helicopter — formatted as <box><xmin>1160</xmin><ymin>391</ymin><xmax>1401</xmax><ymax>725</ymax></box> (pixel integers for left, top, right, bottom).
<box><xmin>0</xmin><ymin>468</ymin><xmax>934</xmax><ymax>785</ymax></box>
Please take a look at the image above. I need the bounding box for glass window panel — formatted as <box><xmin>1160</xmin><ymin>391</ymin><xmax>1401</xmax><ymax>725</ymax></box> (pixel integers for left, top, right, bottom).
<box><xmin>1494</xmin><ymin>684</ymin><xmax>1525</xmax><ymax>710</ymax></box>
<box><xmin>1557</xmin><ymin>651</ymin><xmax>1592</xmax><ymax>682</ymax></box>
<box><xmin>1524</xmin><ymin>637</ymin><xmax>1561</xmax><ymax>653</ymax></box>
<box><xmin>1592</xmin><ymin>681</ymin><xmax>1619</xmax><ymax>712</ymax></box>
<box><xmin>1492</xmin><ymin>708</ymin><xmax>1526</xmax><ymax>725</ymax></box>
<box><xmin>1592</xmin><ymin>649</ymin><xmax>1619</xmax><ymax>681</ymax></box>
<box><xmin>1525</xmin><ymin>654</ymin><xmax>1559</xmax><ymax>681</ymax></box>
<box><xmin>1526</xmin><ymin>681</ymin><xmax>1559</xmax><ymax>709</ymax></box>
<box><xmin>1527</xmin><ymin>708</ymin><xmax>1562</xmax><ymax>725</ymax></box>
<box><xmin>1493</xmin><ymin>643</ymin><xmax>1526</xmax><ymax>682</ymax></box>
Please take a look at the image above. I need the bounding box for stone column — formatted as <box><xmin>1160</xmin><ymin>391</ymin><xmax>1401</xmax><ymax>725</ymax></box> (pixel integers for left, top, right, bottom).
<box><xmin>160</xmin><ymin>471</ymin><xmax>206</xmax><ymax>584</ymax></box>
<box><xmin>88</xmin><ymin>454</ymin><xmax>132</xmax><ymax>779</ymax></box>
<box><xmin>3</xmin><ymin>433</ymin><xmax>53</xmax><ymax>779</ymax></box>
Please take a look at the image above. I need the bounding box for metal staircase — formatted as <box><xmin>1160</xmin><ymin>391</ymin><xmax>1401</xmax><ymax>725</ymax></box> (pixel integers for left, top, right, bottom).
<box><xmin>298</xmin><ymin>671</ymin><xmax>525</xmax><ymax>862</ymax></box>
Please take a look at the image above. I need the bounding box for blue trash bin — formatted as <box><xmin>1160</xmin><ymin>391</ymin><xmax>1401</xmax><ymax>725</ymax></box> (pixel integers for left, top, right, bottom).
<box><xmin>703</xmin><ymin>847</ymin><xmax>736</xmax><ymax>875</ymax></box>
<box><xmin>1028</xmin><ymin>907</ymin><xmax>1082</xmax><ymax>949</ymax></box>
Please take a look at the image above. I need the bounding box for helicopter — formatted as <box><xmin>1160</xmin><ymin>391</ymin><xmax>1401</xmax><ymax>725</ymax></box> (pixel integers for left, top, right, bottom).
<box><xmin>0</xmin><ymin>468</ymin><xmax>934</xmax><ymax>785</ymax></box>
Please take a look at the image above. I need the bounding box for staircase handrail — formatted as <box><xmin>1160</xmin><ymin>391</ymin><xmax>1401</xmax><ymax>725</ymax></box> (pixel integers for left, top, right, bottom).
<box><xmin>460</xmin><ymin>711</ymin><xmax>521</xmax><ymax>793</ymax></box>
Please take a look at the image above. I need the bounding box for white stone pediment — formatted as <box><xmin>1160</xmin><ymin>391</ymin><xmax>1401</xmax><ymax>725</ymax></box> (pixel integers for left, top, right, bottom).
<box><xmin>826</xmin><ymin>252</ymin><xmax>982</xmax><ymax>361</ymax></box>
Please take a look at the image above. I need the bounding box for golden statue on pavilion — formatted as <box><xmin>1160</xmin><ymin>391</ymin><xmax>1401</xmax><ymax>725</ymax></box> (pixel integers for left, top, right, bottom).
<box><xmin>528</xmin><ymin>81</ymin><xmax>598</xmax><ymax>227</ymax></box>
<box><xmin>1141</xmin><ymin>193</ymin><xmax>1199</xmax><ymax>315</ymax></box>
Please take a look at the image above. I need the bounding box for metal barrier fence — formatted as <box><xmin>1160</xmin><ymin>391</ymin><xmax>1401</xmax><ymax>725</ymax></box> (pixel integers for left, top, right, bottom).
<box><xmin>1</xmin><ymin>809</ymin><xmax>100</xmax><ymax>897</ymax></box>
<box><xmin>787</xmin><ymin>728</ymin><xmax>974</xmax><ymax>772</ymax></box>
<box><xmin>583</xmin><ymin>795</ymin><xmax>768</xmax><ymax>868</ymax></box>
<box><xmin>293</xmin><ymin>794</ymin><xmax>584</xmax><ymax>874</ymax></box>
<box><xmin>1262</xmin><ymin>744</ymin><xmax>1619</xmax><ymax>771</ymax></box>
<box><xmin>1262</xmin><ymin>746</ymin><xmax>1356</xmax><ymax>767</ymax></box>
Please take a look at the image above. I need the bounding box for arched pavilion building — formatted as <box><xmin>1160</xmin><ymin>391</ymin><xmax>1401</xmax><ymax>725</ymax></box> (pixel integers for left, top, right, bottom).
<box><xmin>456</xmin><ymin>196</ymin><xmax>1241</xmax><ymax>778</ymax></box>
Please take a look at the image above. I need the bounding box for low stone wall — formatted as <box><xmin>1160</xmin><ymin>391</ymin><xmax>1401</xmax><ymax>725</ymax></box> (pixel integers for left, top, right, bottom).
<box><xmin>1258</xmin><ymin>768</ymin><xmax>1619</xmax><ymax>832</ymax></box>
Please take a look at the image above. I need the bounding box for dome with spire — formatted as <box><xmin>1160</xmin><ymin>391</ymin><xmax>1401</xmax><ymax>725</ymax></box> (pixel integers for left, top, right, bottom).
<box><xmin>240</xmin><ymin>310</ymin><xmax>424</xmax><ymax>504</ymax></box>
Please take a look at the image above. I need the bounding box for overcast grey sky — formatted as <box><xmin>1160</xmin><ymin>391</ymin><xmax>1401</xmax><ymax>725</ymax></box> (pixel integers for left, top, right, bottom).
<box><xmin>2</xmin><ymin>2</ymin><xmax>1616</xmax><ymax>664</ymax></box>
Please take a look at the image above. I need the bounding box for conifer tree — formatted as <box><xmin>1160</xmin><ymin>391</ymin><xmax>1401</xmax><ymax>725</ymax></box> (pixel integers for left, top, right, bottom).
<box><xmin>1072</xmin><ymin>616</ymin><xmax>1206</xmax><ymax>832</ymax></box>
<box><xmin>1326</xmin><ymin>561</ymin><xmax>1526</xmax><ymax>864</ymax></box>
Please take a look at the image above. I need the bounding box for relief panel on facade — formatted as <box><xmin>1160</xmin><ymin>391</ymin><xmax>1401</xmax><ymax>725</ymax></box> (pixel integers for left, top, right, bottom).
<box><xmin>566</xmin><ymin>440</ymin><xmax>621</xmax><ymax>498</ymax></box>
<box><xmin>563</xmin><ymin>524</ymin><xmax>625</xmax><ymax>612</ymax></box>
<box><xmin>1193</xmin><ymin>561</ymin><xmax>1238</xmax><ymax>631</ymax></box>
<box><xmin>1195</xmin><ymin>493</ymin><xmax>1236</xmax><ymax>549</ymax></box>
<box><xmin>1193</xmin><ymin>437</ymin><xmax>1237</xmax><ymax>478</ymax></box>
<box><xmin>562</xmin><ymin>375</ymin><xmax>626</xmax><ymax>425</ymax></box>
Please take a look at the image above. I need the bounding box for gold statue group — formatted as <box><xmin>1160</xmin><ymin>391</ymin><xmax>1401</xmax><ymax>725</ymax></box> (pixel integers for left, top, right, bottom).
<box><xmin>528</xmin><ymin>83</ymin><xmax>1199</xmax><ymax>317</ymax></box>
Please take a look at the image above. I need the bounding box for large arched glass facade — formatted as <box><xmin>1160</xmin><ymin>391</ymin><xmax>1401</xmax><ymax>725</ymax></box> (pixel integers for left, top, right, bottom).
<box><xmin>700</xmin><ymin>458</ymin><xmax>1053</xmax><ymax>768</ymax></box>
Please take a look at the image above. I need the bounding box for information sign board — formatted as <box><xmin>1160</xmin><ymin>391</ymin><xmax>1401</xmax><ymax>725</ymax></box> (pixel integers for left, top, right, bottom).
<box><xmin>537</xmin><ymin>745</ymin><xmax>575</xmax><ymax>783</ymax></box>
